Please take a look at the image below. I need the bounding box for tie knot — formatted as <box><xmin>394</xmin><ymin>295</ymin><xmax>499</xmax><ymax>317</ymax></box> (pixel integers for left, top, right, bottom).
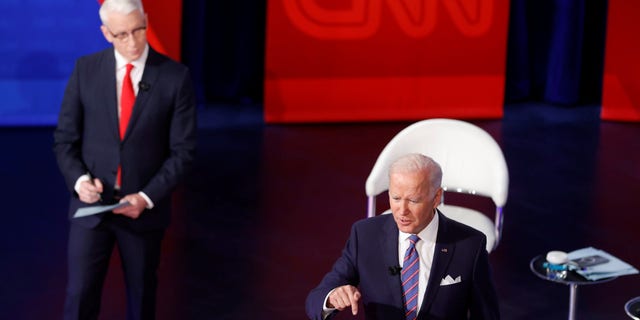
<box><xmin>125</xmin><ymin>63</ymin><xmax>134</xmax><ymax>74</ymax></box>
<box><xmin>408</xmin><ymin>234</ymin><xmax>420</xmax><ymax>245</ymax></box>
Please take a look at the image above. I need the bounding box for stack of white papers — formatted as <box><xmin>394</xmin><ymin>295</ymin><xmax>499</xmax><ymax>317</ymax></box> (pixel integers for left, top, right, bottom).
<box><xmin>567</xmin><ymin>247</ymin><xmax>639</xmax><ymax>281</ymax></box>
<box><xmin>73</xmin><ymin>201</ymin><xmax>131</xmax><ymax>218</ymax></box>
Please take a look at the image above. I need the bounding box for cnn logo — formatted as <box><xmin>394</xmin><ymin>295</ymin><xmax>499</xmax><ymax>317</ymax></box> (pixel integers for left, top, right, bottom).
<box><xmin>282</xmin><ymin>0</ymin><xmax>494</xmax><ymax>39</ymax></box>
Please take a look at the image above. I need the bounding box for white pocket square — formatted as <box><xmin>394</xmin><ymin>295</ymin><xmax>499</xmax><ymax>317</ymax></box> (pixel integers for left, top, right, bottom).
<box><xmin>440</xmin><ymin>275</ymin><xmax>462</xmax><ymax>286</ymax></box>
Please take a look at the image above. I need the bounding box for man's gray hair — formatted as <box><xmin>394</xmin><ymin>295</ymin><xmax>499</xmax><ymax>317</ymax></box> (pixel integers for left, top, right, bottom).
<box><xmin>99</xmin><ymin>0</ymin><xmax>145</xmax><ymax>25</ymax></box>
<box><xmin>389</xmin><ymin>153</ymin><xmax>442</xmax><ymax>193</ymax></box>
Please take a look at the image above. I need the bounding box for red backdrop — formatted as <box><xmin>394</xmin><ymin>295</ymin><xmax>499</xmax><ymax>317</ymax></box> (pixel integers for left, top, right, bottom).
<box><xmin>264</xmin><ymin>0</ymin><xmax>510</xmax><ymax>123</ymax></box>
<box><xmin>97</xmin><ymin>0</ymin><xmax>182</xmax><ymax>62</ymax></box>
<box><xmin>601</xmin><ymin>2</ymin><xmax>640</xmax><ymax>122</ymax></box>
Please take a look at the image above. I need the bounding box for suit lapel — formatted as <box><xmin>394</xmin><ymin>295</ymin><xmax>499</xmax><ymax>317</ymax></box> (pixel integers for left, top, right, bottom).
<box><xmin>122</xmin><ymin>47</ymin><xmax>161</xmax><ymax>142</ymax></box>
<box><xmin>420</xmin><ymin>211</ymin><xmax>454</xmax><ymax>314</ymax></box>
<box><xmin>102</xmin><ymin>49</ymin><xmax>120</xmax><ymax>141</ymax></box>
<box><xmin>380</xmin><ymin>216</ymin><xmax>404</xmax><ymax>310</ymax></box>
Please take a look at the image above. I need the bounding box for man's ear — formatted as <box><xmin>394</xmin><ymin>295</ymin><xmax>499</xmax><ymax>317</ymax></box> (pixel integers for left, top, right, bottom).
<box><xmin>433</xmin><ymin>187</ymin><xmax>443</xmax><ymax>208</ymax></box>
<box><xmin>100</xmin><ymin>25</ymin><xmax>114</xmax><ymax>44</ymax></box>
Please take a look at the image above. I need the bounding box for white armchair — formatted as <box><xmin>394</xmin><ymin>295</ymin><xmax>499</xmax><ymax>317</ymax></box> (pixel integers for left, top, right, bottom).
<box><xmin>365</xmin><ymin>118</ymin><xmax>509</xmax><ymax>252</ymax></box>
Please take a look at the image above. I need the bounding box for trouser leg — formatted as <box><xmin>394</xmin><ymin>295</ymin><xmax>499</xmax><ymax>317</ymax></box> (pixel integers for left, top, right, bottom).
<box><xmin>113</xmin><ymin>225</ymin><xmax>164</xmax><ymax>320</ymax></box>
<box><xmin>64</xmin><ymin>222</ymin><xmax>114</xmax><ymax>320</ymax></box>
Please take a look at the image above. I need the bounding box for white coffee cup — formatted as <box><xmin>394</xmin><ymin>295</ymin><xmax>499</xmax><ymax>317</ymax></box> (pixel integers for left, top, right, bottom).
<box><xmin>546</xmin><ymin>251</ymin><xmax>568</xmax><ymax>265</ymax></box>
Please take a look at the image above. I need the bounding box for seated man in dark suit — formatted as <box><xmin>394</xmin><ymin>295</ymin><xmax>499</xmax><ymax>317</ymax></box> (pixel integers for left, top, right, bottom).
<box><xmin>306</xmin><ymin>153</ymin><xmax>500</xmax><ymax>320</ymax></box>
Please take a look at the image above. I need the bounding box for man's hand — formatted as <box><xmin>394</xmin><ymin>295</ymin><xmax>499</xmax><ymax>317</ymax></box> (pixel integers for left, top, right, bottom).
<box><xmin>112</xmin><ymin>193</ymin><xmax>147</xmax><ymax>219</ymax></box>
<box><xmin>327</xmin><ymin>285</ymin><xmax>361</xmax><ymax>316</ymax></box>
<box><xmin>78</xmin><ymin>178</ymin><xmax>103</xmax><ymax>204</ymax></box>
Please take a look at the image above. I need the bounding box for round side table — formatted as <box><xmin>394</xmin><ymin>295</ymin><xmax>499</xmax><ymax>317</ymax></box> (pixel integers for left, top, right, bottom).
<box><xmin>530</xmin><ymin>255</ymin><xmax>617</xmax><ymax>320</ymax></box>
<box><xmin>625</xmin><ymin>296</ymin><xmax>640</xmax><ymax>319</ymax></box>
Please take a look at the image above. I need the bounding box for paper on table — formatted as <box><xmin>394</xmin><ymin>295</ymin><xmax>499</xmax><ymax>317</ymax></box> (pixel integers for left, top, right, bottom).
<box><xmin>567</xmin><ymin>247</ymin><xmax>639</xmax><ymax>281</ymax></box>
<box><xmin>73</xmin><ymin>201</ymin><xmax>131</xmax><ymax>218</ymax></box>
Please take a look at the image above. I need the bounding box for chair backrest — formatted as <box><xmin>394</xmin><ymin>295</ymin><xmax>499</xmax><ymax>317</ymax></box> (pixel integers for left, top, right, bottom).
<box><xmin>365</xmin><ymin>119</ymin><xmax>509</xmax><ymax>245</ymax></box>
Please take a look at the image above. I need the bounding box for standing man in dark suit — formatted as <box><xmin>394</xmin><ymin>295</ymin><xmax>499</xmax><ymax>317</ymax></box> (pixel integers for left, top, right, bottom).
<box><xmin>306</xmin><ymin>153</ymin><xmax>500</xmax><ymax>320</ymax></box>
<box><xmin>53</xmin><ymin>0</ymin><xmax>196</xmax><ymax>319</ymax></box>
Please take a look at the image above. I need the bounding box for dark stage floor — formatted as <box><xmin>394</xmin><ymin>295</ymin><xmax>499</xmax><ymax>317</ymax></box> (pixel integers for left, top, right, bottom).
<box><xmin>1</xmin><ymin>103</ymin><xmax>639</xmax><ymax>319</ymax></box>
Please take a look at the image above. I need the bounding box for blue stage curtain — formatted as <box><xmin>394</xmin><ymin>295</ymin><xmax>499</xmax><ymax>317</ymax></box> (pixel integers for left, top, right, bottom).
<box><xmin>505</xmin><ymin>0</ymin><xmax>608</xmax><ymax>106</ymax></box>
<box><xmin>181</xmin><ymin>0</ymin><xmax>266</xmax><ymax>107</ymax></box>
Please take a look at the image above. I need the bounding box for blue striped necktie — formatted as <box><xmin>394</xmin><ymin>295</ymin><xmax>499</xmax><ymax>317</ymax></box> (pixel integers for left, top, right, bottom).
<box><xmin>401</xmin><ymin>234</ymin><xmax>420</xmax><ymax>320</ymax></box>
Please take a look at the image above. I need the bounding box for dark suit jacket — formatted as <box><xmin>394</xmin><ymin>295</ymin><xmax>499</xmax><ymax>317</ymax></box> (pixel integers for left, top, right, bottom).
<box><xmin>54</xmin><ymin>46</ymin><xmax>196</xmax><ymax>231</ymax></box>
<box><xmin>306</xmin><ymin>211</ymin><xmax>500</xmax><ymax>320</ymax></box>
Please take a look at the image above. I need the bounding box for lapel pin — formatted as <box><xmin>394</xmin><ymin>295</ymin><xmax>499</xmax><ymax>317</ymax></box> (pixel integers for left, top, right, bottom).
<box><xmin>441</xmin><ymin>248</ymin><xmax>448</xmax><ymax>253</ymax></box>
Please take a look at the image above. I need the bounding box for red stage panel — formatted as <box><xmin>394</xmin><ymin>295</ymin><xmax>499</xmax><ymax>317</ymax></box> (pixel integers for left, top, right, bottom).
<box><xmin>143</xmin><ymin>0</ymin><xmax>182</xmax><ymax>62</ymax></box>
<box><xmin>265</xmin><ymin>0</ymin><xmax>510</xmax><ymax>123</ymax></box>
<box><xmin>601</xmin><ymin>2</ymin><xmax>640</xmax><ymax>121</ymax></box>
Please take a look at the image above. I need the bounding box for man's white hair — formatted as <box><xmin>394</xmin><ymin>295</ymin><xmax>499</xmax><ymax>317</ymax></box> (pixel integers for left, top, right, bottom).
<box><xmin>389</xmin><ymin>153</ymin><xmax>443</xmax><ymax>195</ymax></box>
<box><xmin>99</xmin><ymin>0</ymin><xmax>145</xmax><ymax>25</ymax></box>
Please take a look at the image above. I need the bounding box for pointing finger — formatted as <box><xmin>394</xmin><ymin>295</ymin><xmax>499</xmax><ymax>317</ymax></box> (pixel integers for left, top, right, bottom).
<box><xmin>350</xmin><ymin>290</ymin><xmax>360</xmax><ymax>315</ymax></box>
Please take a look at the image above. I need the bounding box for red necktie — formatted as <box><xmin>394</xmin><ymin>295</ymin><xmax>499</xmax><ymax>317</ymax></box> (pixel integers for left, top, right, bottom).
<box><xmin>117</xmin><ymin>63</ymin><xmax>135</xmax><ymax>187</ymax></box>
<box><xmin>120</xmin><ymin>63</ymin><xmax>135</xmax><ymax>138</ymax></box>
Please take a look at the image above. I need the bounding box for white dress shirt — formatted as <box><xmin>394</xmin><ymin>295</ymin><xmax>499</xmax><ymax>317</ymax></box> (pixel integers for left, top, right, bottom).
<box><xmin>114</xmin><ymin>45</ymin><xmax>148</xmax><ymax>117</ymax></box>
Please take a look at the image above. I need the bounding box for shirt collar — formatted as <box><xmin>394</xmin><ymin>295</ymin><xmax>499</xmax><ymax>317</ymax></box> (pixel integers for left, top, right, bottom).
<box><xmin>399</xmin><ymin>210</ymin><xmax>439</xmax><ymax>244</ymax></box>
<box><xmin>114</xmin><ymin>44</ymin><xmax>149</xmax><ymax>70</ymax></box>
